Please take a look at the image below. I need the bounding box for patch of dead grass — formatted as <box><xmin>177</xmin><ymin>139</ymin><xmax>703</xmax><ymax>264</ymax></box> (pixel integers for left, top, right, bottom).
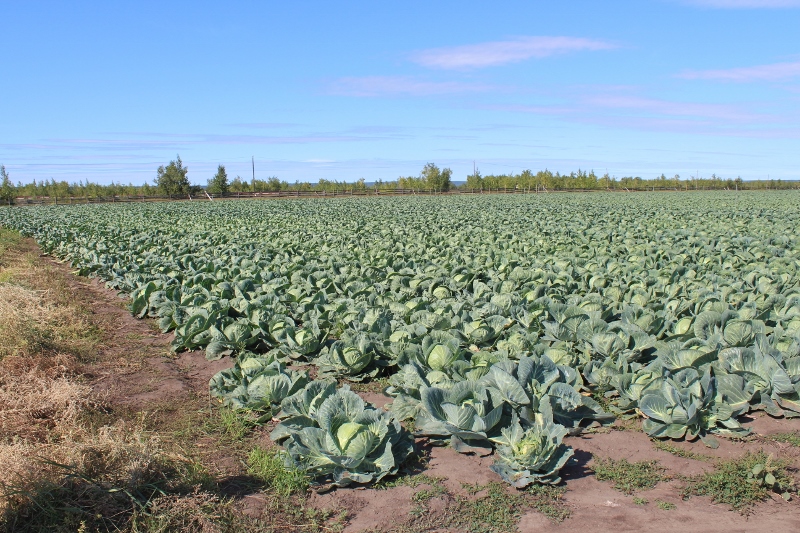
<box><xmin>0</xmin><ymin>283</ymin><xmax>98</xmax><ymax>362</ymax></box>
<box><xmin>0</xmin><ymin>419</ymin><xmax>212</xmax><ymax>532</ymax></box>
<box><xmin>0</xmin><ymin>364</ymin><xmax>98</xmax><ymax>442</ymax></box>
<box><xmin>129</xmin><ymin>490</ymin><xmax>246</xmax><ymax>533</ymax></box>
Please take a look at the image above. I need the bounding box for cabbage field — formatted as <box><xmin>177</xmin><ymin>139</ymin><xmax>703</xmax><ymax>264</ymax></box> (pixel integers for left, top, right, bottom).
<box><xmin>2</xmin><ymin>192</ymin><xmax>800</xmax><ymax>491</ymax></box>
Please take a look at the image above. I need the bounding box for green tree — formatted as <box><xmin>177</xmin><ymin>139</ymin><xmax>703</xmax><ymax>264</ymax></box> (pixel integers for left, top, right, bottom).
<box><xmin>466</xmin><ymin>168</ymin><xmax>483</xmax><ymax>190</ymax></box>
<box><xmin>267</xmin><ymin>177</ymin><xmax>285</xmax><ymax>191</ymax></box>
<box><xmin>229</xmin><ymin>176</ymin><xmax>248</xmax><ymax>193</ymax></box>
<box><xmin>207</xmin><ymin>164</ymin><xmax>229</xmax><ymax>195</ymax></box>
<box><xmin>420</xmin><ymin>162</ymin><xmax>452</xmax><ymax>192</ymax></box>
<box><xmin>0</xmin><ymin>165</ymin><xmax>14</xmax><ymax>205</ymax></box>
<box><xmin>155</xmin><ymin>155</ymin><xmax>190</xmax><ymax>197</ymax></box>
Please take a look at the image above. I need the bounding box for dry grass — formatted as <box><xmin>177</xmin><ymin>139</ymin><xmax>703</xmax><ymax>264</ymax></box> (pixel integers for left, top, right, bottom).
<box><xmin>0</xmin><ymin>228</ymin><xmax>99</xmax><ymax>363</ymax></box>
<box><xmin>0</xmin><ymin>364</ymin><xmax>97</xmax><ymax>442</ymax></box>
<box><xmin>0</xmin><ymin>230</ymin><xmax>339</xmax><ymax>532</ymax></box>
<box><xmin>0</xmin><ymin>232</ymin><xmax>188</xmax><ymax>531</ymax></box>
<box><xmin>0</xmin><ymin>283</ymin><xmax>98</xmax><ymax>362</ymax></box>
<box><xmin>0</xmin><ymin>418</ymin><xmax>213</xmax><ymax>532</ymax></box>
<box><xmin>129</xmin><ymin>491</ymin><xmax>243</xmax><ymax>533</ymax></box>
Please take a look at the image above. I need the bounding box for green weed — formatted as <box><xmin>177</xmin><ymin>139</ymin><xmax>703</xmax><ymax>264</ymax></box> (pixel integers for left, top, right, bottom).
<box><xmin>591</xmin><ymin>457</ymin><xmax>666</xmax><ymax>494</ymax></box>
<box><xmin>346</xmin><ymin>376</ymin><xmax>390</xmax><ymax>395</ymax></box>
<box><xmin>524</xmin><ymin>484</ymin><xmax>571</xmax><ymax>523</ymax></box>
<box><xmin>681</xmin><ymin>451</ymin><xmax>795</xmax><ymax>514</ymax></box>
<box><xmin>211</xmin><ymin>407</ymin><xmax>257</xmax><ymax>443</ymax></box>
<box><xmin>651</xmin><ymin>439</ymin><xmax>712</xmax><ymax>461</ymax></box>
<box><xmin>247</xmin><ymin>447</ymin><xmax>308</xmax><ymax>496</ymax></box>
<box><xmin>452</xmin><ymin>482</ymin><xmax>570</xmax><ymax>530</ymax></box>
<box><xmin>765</xmin><ymin>432</ymin><xmax>800</xmax><ymax>447</ymax></box>
<box><xmin>656</xmin><ymin>499</ymin><xmax>676</xmax><ymax>510</ymax></box>
<box><xmin>454</xmin><ymin>482</ymin><xmax>528</xmax><ymax>533</ymax></box>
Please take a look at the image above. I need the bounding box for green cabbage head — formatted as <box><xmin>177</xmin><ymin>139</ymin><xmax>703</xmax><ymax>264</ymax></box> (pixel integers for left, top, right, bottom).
<box><xmin>281</xmin><ymin>387</ymin><xmax>414</xmax><ymax>488</ymax></box>
<box><xmin>209</xmin><ymin>356</ymin><xmax>308</xmax><ymax>417</ymax></box>
<box><xmin>490</xmin><ymin>413</ymin><xmax>574</xmax><ymax>487</ymax></box>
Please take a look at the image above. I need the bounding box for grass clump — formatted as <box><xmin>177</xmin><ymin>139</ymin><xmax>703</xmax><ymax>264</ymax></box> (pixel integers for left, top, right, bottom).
<box><xmin>656</xmin><ymin>499</ymin><xmax>676</xmax><ymax>510</ymax></box>
<box><xmin>376</xmin><ymin>473</ymin><xmax>448</xmax><ymax>517</ymax></box>
<box><xmin>765</xmin><ymin>432</ymin><xmax>800</xmax><ymax>447</ymax></box>
<box><xmin>633</xmin><ymin>497</ymin><xmax>648</xmax><ymax>505</ymax></box>
<box><xmin>451</xmin><ymin>482</ymin><xmax>570</xmax><ymax>530</ymax></box>
<box><xmin>366</xmin><ymin>479</ymin><xmax>570</xmax><ymax>533</ymax></box>
<box><xmin>651</xmin><ymin>439</ymin><xmax>712</xmax><ymax>461</ymax></box>
<box><xmin>454</xmin><ymin>482</ymin><xmax>528</xmax><ymax>533</ymax></box>
<box><xmin>681</xmin><ymin>451</ymin><xmax>795</xmax><ymax>514</ymax></box>
<box><xmin>524</xmin><ymin>484</ymin><xmax>571</xmax><ymax>523</ymax></box>
<box><xmin>247</xmin><ymin>447</ymin><xmax>308</xmax><ymax>496</ymax></box>
<box><xmin>591</xmin><ymin>457</ymin><xmax>666</xmax><ymax>494</ymax></box>
<box><xmin>345</xmin><ymin>376</ymin><xmax>390</xmax><ymax>395</ymax></box>
<box><xmin>208</xmin><ymin>407</ymin><xmax>257</xmax><ymax>444</ymax></box>
<box><xmin>378</xmin><ymin>473</ymin><xmax>445</xmax><ymax>491</ymax></box>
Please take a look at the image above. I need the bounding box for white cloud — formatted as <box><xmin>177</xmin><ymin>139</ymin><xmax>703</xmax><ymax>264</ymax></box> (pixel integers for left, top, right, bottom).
<box><xmin>678</xmin><ymin>61</ymin><xmax>800</xmax><ymax>81</ymax></box>
<box><xmin>326</xmin><ymin>76</ymin><xmax>494</xmax><ymax>96</ymax></box>
<box><xmin>410</xmin><ymin>36</ymin><xmax>616</xmax><ymax>70</ymax></box>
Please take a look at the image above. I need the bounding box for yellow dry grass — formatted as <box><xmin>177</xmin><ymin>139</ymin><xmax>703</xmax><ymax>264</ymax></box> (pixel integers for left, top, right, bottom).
<box><xmin>0</xmin><ymin>283</ymin><xmax>97</xmax><ymax>361</ymax></box>
<box><xmin>0</xmin><ymin>366</ymin><xmax>95</xmax><ymax>441</ymax></box>
<box><xmin>0</xmin><ymin>232</ymin><xmax>262</xmax><ymax>532</ymax></box>
<box><xmin>0</xmin><ymin>235</ymin><xmax>213</xmax><ymax>531</ymax></box>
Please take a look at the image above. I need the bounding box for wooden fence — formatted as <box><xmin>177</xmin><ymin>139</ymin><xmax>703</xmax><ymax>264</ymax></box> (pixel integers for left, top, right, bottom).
<box><xmin>8</xmin><ymin>184</ymin><xmax>799</xmax><ymax>206</ymax></box>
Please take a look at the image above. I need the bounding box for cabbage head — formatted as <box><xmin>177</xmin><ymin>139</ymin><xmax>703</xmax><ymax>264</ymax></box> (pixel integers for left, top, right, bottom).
<box><xmin>639</xmin><ymin>367</ymin><xmax>749</xmax><ymax>448</ymax></box>
<box><xmin>209</xmin><ymin>356</ymin><xmax>308</xmax><ymax>418</ymax></box>
<box><xmin>316</xmin><ymin>333</ymin><xmax>387</xmax><ymax>382</ymax></box>
<box><xmin>280</xmin><ymin>387</ymin><xmax>414</xmax><ymax>488</ymax></box>
<box><xmin>414</xmin><ymin>381</ymin><xmax>504</xmax><ymax>454</ymax></box>
<box><xmin>490</xmin><ymin>413</ymin><xmax>574</xmax><ymax>488</ymax></box>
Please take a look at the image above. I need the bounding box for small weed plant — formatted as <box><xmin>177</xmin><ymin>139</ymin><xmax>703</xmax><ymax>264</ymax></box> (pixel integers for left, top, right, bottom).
<box><xmin>247</xmin><ymin>447</ymin><xmax>308</xmax><ymax>496</ymax></box>
<box><xmin>591</xmin><ymin>457</ymin><xmax>666</xmax><ymax>494</ymax></box>
<box><xmin>681</xmin><ymin>451</ymin><xmax>795</xmax><ymax>514</ymax></box>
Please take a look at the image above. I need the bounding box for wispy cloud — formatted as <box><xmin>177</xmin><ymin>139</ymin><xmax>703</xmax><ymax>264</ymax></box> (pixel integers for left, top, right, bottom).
<box><xmin>0</xmin><ymin>132</ymin><xmax>384</xmax><ymax>154</ymax></box>
<box><xmin>583</xmin><ymin>95</ymin><xmax>767</xmax><ymax>121</ymax></box>
<box><xmin>481</xmin><ymin>86</ymin><xmax>797</xmax><ymax>138</ymax></box>
<box><xmin>682</xmin><ymin>0</ymin><xmax>800</xmax><ymax>7</ymax></box>
<box><xmin>410</xmin><ymin>36</ymin><xmax>617</xmax><ymax>70</ymax></box>
<box><xmin>227</xmin><ymin>122</ymin><xmax>301</xmax><ymax>129</ymax></box>
<box><xmin>487</xmin><ymin>95</ymin><xmax>764</xmax><ymax>122</ymax></box>
<box><xmin>326</xmin><ymin>76</ymin><xmax>494</xmax><ymax>96</ymax></box>
<box><xmin>678</xmin><ymin>61</ymin><xmax>800</xmax><ymax>82</ymax></box>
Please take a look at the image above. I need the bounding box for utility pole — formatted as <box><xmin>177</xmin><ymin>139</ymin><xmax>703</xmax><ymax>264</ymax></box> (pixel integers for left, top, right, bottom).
<box><xmin>252</xmin><ymin>156</ymin><xmax>255</xmax><ymax>191</ymax></box>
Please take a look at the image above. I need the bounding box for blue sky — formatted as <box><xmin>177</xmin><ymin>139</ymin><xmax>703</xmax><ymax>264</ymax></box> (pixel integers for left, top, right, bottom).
<box><xmin>2</xmin><ymin>0</ymin><xmax>799</xmax><ymax>185</ymax></box>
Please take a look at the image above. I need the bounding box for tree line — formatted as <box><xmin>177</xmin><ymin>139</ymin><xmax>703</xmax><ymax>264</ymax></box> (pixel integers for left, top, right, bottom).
<box><xmin>1</xmin><ymin>158</ymin><xmax>797</xmax><ymax>205</ymax></box>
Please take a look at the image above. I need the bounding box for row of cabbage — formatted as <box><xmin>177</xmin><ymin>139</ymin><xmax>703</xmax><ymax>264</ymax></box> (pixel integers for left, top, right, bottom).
<box><xmin>2</xmin><ymin>192</ymin><xmax>800</xmax><ymax>487</ymax></box>
<box><xmin>211</xmin><ymin>354</ymin><xmax>574</xmax><ymax>488</ymax></box>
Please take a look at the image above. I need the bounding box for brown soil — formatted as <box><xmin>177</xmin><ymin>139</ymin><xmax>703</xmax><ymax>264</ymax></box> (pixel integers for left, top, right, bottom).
<box><xmin>69</xmin><ymin>275</ymin><xmax>230</xmax><ymax>408</ymax></box>
<box><xmin>20</xmin><ymin>244</ymin><xmax>800</xmax><ymax>533</ymax></box>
